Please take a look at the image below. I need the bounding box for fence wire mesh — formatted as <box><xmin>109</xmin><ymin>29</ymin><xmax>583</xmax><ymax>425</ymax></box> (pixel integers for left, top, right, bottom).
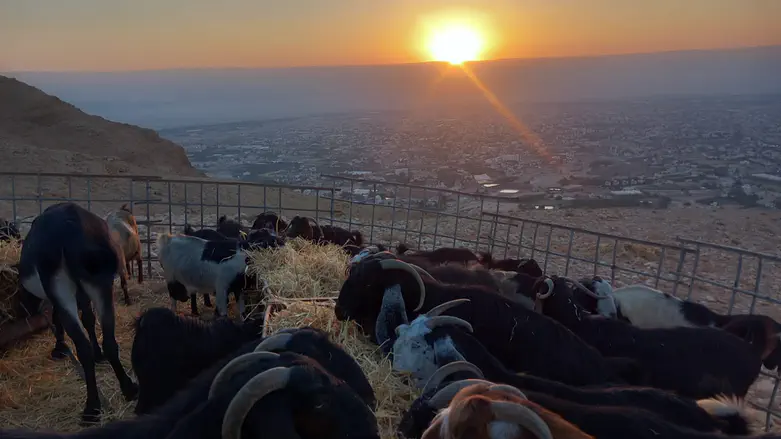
<box><xmin>1</xmin><ymin>171</ymin><xmax>780</xmax><ymax>430</ymax></box>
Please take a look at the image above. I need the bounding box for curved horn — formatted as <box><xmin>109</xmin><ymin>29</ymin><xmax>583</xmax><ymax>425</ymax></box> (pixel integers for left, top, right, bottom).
<box><xmin>425</xmin><ymin>298</ymin><xmax>471</xmax><ymax>317</ymax></box>
<box><xmin>425</xmin><ymin>316</ymin><xmax>474</xmax><ymax>333</ymax></box>
<box><xmin>378</xmin><ymin>259</ymin><xmax>427</xmax><ymax>312</ymax></box>
<box><xmin>489</xmin><ymin>384</ymin><xmax>528</xmax><ymax>400</ymax></box>
<box><xmin>208</xmin><ymin>351</ymin><xmax>281</xmax><ymax>399</ymax></box>
<box><xmin>562</xmin><ymin>277</ymin><xmax>603</xmax><ymax>299</ymax></box>
<box><xmin>221</xmin><ymin>366</ymin><xmax>293</xmax><ymax>439</ymax></box>
<box><xmin>254</xmin><ymin>333</ymin><xmax>294</xmax><ymax>352</ymax></box>
<box><xmin>405</xmin><ymin>263</ymin><xmax>437</xmax><ymax>282</ymax></box>
<box><xmin>429</xmin><ymin>379</ymin><xmax>493</xmax><ymax>409</ymax></box>
<box><xmin>423</xmin><ymin>361</ymin><xmax>485</xmax><ymax>395</ymax></box>
<box><xmin>536</xmin><ymin>278</ymin><xmax>555</xmax><ymax>300</ymax></box>
<box><xmin>490</xmin><ymin>400</ymin><xmax>554</xmax><ymax>439</ymax></box>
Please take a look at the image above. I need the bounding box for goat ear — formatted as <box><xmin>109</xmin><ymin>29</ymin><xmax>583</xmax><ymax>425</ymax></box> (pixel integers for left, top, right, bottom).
<box><xmin>375</xmin><ymin>284</ymin><xmax>409</xmax><ymax>353</ymax></box>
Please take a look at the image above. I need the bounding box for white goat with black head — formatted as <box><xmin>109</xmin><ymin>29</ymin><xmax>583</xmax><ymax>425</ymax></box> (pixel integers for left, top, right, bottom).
<box><xmin>156</xmin><ymin>233</ymin><xmax>256</xmax><ymax>319</ymax></box>
<box><xmin>17</xmin><ymin>202</ymin><xmax>138</xmax><ymax>424</ymax></box>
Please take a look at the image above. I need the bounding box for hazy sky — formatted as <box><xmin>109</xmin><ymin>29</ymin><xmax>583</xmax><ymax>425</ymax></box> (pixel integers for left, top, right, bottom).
<box><xmin>2</xmin><ymin>0</ymin><xmax>780</xmax><ymax>72</ymax></box>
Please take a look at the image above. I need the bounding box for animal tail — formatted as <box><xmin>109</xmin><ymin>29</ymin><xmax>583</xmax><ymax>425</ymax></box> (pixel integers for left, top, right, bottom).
<box><xmin>156</xmin><ymin>233</ymin><xmax>173</xmax><ymax>253</ymax></box>
<box><xmin>183</xmin><ymin>223</ymin><xmax>195</xmax><ymax>235</ymax></box>
<box><xmin>696</xmin><ymin>394</ymin><xmax>754</xmax><ymax>435</ymax></box>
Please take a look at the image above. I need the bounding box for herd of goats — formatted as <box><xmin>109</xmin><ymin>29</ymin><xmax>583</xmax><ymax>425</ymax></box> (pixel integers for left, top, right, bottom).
<box><xmin>2</xmin><ymin>201</ymin><xmax>781</xmax><ymax>439</ymax></box>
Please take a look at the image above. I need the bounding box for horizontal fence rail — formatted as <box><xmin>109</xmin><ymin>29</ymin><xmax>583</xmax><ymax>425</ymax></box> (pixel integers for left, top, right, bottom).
<box><xmin>1</xmin><ymin>171</ymin><xmax>781</xmax><ymax>430</ymax></box>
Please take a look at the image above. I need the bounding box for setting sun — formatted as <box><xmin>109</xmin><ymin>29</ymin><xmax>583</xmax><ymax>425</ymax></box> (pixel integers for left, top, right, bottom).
<box><xmin>427</xmin><ymin>25</ymin><xmax>484</xmax><ymax>65</ymax></box>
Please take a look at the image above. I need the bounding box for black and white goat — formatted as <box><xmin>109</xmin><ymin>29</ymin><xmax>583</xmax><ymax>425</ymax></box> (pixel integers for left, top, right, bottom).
<box><xmin>156</xmin><ymin>233</ymin><xmax>256</xmax><ymax>318</ymax></box>
<box><xmin>251</xmin><ymin>211</ymin><xmax>288</xmax><ymax>233</ymax></box>
<box><xmin>3</xmin><ymin>349</ymin><xmax>380</xmax><ymax>439</ymax></box>
<box><xmin>17</xmin><ymin>202</ymin><xmax>137</xmax><ymax>424</ymax></box>
<box><xmin>403</xmin><ymin>377</ymin><xmax>770</xmax><ymax>439</ymax></box>
<box><xmin>132</xmin><ymin>308</ymin><xmax>376</xmax><ymax>412</ymax></box>
<box><xmin>387</xmin><ymin>303</ymin><xmax>752</xmax><ymax>437</ymax></box>
<box><xmin>0</xmin><ymin>217</ymin><xmax>21</xmax><ymax>241</ymax></box>
<box><xmin>582</xmin><ymin>279</ymin><xmax>781</xmax><ymax>371</ymax></box>
<box><xmin>335</xmin><ymin>253</ymin><xmax>635</xmax><ymax>386</ymax></box>
<box><xmin>526</xmin><ymin>275</ymin><xmax>763</xmax><ymax>399</ymax></box>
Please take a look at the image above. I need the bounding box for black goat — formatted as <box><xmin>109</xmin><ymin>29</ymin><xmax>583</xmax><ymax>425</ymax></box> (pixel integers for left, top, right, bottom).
<box><xmin>401</xmin><ymin>367</ymin><xmax>759</xmax><ymax>439</ymax></box>
<box><xmin>389</xmin><ymin>306</ymin><xmax>751</xmax><ymax>437</ymax></box>
<box><xmin>478</xmin><ymin>252</ymin><xmax>544</xmax><ymax>277</ymax></box>
<box><xmin>286</xmin><ymin>215</ymin><xmax>363</xmax><ymax>247</ymax></box>
<box><xmin>17</xmin><ymin>202</ymin><xmax>137</xmax><ymax>424</ymax></box>
<box><xmin>131</xmin><ymin>309</ymin><xmax>376</xmax><ymax>411</ymax></box>
<box><xmin>251</xmin><ymin>210</ymin><xmax>288</xmax><ymax>233</ymax></box>
<box><xmin>183</xmin><ymin>224</ymin><xmax>229</xmax><ymax>241</ymax></box>
<box><xmin>335</xmin><ymin>252</ymin><xmax>634</xmax><ymax>386</ymax></box>
<box><xmin>217</xmin><ymin>215</ymin><xmax>249</xmax><ymax>239</ymax></box>
<box><xmin>286</xmin><ymin>215</ymin><xmax>325</xmax><ymax>241</ymax></box>
<box><xmin>131</xmin><ymin>307</ymin><xmax>265</xmax><ymax>414</ymax></box>
<box><xmin>526</xmin><ymin>275</ymin><xmax>763</xmax><ymax>399</ymax></box>
<box><xmin>3</xmin><ymin>349</ymin><xmax>380</xmax><ymax>439</ymax></box>
<box><xmin>0</xmin><ymin>217</ymin><xmax>21</xmax><ymax>241</ymax></box>
<box><xmin>396</xmin><ymin>244</ymin><xmax>480</xmax><ymax>266</ymax></box>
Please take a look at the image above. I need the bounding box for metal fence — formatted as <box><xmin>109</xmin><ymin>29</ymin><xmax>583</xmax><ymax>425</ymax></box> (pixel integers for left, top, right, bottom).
<box><xmin>1</xmin><ymin>171</ymin><xmax>780</xmax><ymax>430</ymax></box>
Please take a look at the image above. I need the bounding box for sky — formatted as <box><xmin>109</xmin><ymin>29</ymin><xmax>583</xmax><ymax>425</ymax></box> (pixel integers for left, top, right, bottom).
<box><xmin>1</xmin><ymin>0</ymin><xmax>780</xmax><ymax>72</ymax></box>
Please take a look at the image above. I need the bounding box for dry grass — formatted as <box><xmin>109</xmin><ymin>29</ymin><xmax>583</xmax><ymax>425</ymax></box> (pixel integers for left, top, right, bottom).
<box><xmin>0</xmin><ymin>283</ymin><xmax>169</xmax><ymax>431</ymax></box>
<box><xmin>0</xmin><ymin>240</ymin><xmax>22</xmax><ymax>324</ymax></box>
<box><xmin>265</xmin><ymin>299</ymin><xmax>420</xmax><ymax>439</ymax></box>
<box><xmin>246</xmin><ymin>237</ymin><xmax>350</xmax><ymax>300</ymax></box>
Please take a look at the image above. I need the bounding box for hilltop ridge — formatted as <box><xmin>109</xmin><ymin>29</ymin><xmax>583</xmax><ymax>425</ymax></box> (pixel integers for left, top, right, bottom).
<box><xmin>0</xmin><ymin>75</ymin><xmax>202</xmax><ymax>177</ymax></box>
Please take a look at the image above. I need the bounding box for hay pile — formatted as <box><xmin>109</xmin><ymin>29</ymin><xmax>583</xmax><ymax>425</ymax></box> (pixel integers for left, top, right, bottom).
<box><xmin>0</xmin><ymin>240</ymin><xmax>22</xmax><ymax>325</ymax></box>
<box><xmin>265</xmin><ymin>299</ymin><xmax>420</xmax><ymax>439</ymax></box>
<box><xmin>246</xmin><ymin>237</ymin><xmax>350</xmax><ymax>300</ymax></box>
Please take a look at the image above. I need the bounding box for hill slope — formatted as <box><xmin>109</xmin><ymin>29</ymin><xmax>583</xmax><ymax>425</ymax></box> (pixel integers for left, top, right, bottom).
<box><xmin>0</xmin><ymin>75</ymin><xmax>202</xmax><ymax>177</ymax></box>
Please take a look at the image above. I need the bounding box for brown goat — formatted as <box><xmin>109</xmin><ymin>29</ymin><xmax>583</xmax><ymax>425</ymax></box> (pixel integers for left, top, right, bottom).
<box><xmin>105</xmin><ymin>204</ymin><xmax>143</xmax><ymax>305</ymax></box>
<box><xmin>422</xmin><ymin>382</ymin><xmax>593</xmax><ymax>439</ymax></box>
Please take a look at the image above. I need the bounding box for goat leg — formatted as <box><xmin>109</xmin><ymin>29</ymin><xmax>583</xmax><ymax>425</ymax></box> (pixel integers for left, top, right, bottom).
<box><xmin>136</xmin><ymin>256</ymin><xmax>144</xmax><ymax>284</ymax></box>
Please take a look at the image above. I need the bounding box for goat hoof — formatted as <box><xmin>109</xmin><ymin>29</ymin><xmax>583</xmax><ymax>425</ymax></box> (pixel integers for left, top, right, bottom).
<box><xmin>80</xmin><ymin>408</ymin><xmax>101</xmax><ymax>426</ymax></box>
<box><xmin>93</xmin><ymin>351</ymin><xmax>107</xmax><ymax>364</ymax></box>
<box><xmin>50</xmin><ymin>345</ymin><xmax>71</xmax><ymax>361</ymax></box>
<box><xmin>121</xmin><ymin>381</ymin><xmax>139</xmax><ymax>402</ymax></box>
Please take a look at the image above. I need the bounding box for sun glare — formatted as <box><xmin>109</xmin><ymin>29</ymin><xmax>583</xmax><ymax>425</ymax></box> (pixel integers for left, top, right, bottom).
<box><xmin>427</xmin><ymin>25</ymin><xmax>484</xmax><ymax>65</ymax></box>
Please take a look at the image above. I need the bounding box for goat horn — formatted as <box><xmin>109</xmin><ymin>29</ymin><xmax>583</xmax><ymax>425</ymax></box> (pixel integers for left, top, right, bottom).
<box><xmin>536</xmin><ymin>278</ymin><xmax>555</xmax><ymax>300</ymax></box>
<box><xmin>208</xmin><ymin>351</ymin><xmax>281</xmax><ymax>399</ymax></box>
<box><xmin>254</xmin><ymin>333</ymin><xmax>294</xmax><ymax>352</ymax></box>
<box><xmin>426</xmin><ymin>298</ymin><xmax>471</xmax><ymax>317</ymax></box>
<box><xmin>425</xmin><ymin>316</ymin><xmax>474</xmax><ymax>333</ymax></box>
<box><xmin>378</xmin><ymin>259</ymin><xmax>427</xmax><ymax>312</ymax></box>
<box><xmin>560</xmin><ymin>277</ymin><xmax>602</xmax><ymax>299</ymax></box>
<box><xmin>405</xmin><ymin>263</ymin><xmax>438</xmax><ymax>283</ymax></box>
<box><xmin>488</xmin><ymin>384</ymin><xmax>528</xmax><ymax>400</ymax></box>
<box><xmin>490</xmin><ymin>401</ymin><xmax>554</xmax><ymax>439</ymax></box>
<box><xmin>423</xmin><ymin>361</ymin><xmax>485</xmax><ymax>395</ymax></box>
<box><xmin>429</xmin><ymin>379</ymin><xmax>493</xmax><ymax>409</ymax></box>
<box><xmin>221</xmin><ymin>366</ymin><xmax>293</xmax><ymax>439</ymax></box>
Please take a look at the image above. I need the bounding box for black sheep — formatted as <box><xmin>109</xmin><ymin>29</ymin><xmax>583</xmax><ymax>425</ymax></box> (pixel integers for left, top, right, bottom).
<box><xmin>335</xmin><ymin>252</ymin><xmax>633</xmax><ymax>386</ymax></box>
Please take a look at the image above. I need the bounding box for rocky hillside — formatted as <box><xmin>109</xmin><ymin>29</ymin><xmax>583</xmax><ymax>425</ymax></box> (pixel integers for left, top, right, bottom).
<box><xmin>0</xmin><ymin>75</ymin><xmax>202</xmax><ymax>177</ymax></box>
